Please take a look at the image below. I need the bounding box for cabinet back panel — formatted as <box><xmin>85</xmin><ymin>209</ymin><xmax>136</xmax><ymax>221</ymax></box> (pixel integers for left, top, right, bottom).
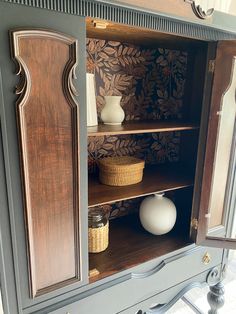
<box><xmin>87</xmin><ymin>38</ymin><xmax>188</xmax><ymax>122</ymax></box>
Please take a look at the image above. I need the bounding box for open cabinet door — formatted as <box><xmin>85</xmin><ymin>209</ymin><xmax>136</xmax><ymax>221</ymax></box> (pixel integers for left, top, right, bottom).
<box><xmin>195</xmin><ymin>41</ymin><xmax>236</xmax><ymax>250</ymax></box>
<box><xmin>0</xmin><ymin>2</ymin><xmax>88</xmax><ymax>311</ymax></box>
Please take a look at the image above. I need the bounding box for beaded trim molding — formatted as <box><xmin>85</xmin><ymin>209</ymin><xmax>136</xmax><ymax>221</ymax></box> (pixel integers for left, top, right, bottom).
<box><xmin>2</xmin><ymin>0</ymin><xmax>236</xmax><ymax>41</ymax></box>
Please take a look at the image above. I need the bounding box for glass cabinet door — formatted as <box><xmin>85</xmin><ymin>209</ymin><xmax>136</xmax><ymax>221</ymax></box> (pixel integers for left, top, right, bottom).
<box><xmin>195</xmin><ymin>41</ymin><xmax>236</xmax><ymax>249</ymax></box>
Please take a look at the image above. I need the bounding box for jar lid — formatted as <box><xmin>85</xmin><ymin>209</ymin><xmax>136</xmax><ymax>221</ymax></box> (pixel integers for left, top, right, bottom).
<box><xmin>88</xmin><ymin>209</ymin><xmax>105</xmax><ymax>222</ymax></box>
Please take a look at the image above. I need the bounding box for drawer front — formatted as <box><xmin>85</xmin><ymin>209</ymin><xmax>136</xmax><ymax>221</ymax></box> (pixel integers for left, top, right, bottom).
<box><xmin>119</xmin><ymin>270</ymin><xmax>211</xmax><ymax>314</ymax></box>
<box><xmin>49</xmin><ymin>247</ymin><xmax>222</xmax><ymax>314</ymax></box>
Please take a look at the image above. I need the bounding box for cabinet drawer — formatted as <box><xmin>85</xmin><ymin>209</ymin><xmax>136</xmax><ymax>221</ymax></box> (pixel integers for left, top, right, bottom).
<box><xmin>49</xmin><ymin>246</ymin><xmax>222</xmax><ymax>314</ymax></box>
<box><xmin>119</xmin><ymin>270</ymin><xmax>211</xmax><ymax>314</ymax></box>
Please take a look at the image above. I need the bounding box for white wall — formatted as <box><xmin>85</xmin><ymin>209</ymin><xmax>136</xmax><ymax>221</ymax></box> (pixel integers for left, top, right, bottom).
<box><xmin>0</xmin><ymin>290</ymin><xmax>3</xmax><ymax>314</ymax></box>
<box><xmin>195</xmin><ymin>0</ymin><xmax>236</xmax><ymax>16</ymax></box>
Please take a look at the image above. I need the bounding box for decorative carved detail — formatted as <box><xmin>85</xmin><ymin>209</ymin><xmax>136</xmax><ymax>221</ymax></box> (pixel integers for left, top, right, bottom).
<box><xmin>185</xmin><ymin>0</ymin><xmax>214</xmax><ymax>19</ymax></box>
<box><xmin>206</xmin><ymin>267</ymin><xmax>221</xmax><ymax>286</ymax></box>
<box><xmin>132</xmin><ymin>247</ymin><xmax>198</xmax><ymax>279</ymax></box>
<box><xmin>15</xmin><ymin>62</ymin><xmax>28</xmax><ymax>95</ymax></box>
<box><xmin>207</xmin><ymin>281</ymin><xmax>225</xmax><ymax>314</ymax></box>
<box><xmin>64</xmin><ymin>41</ymin><xmax>79</xmax><ymax>101</ymax></box>
<box><xmin>132</xmin><ymin>260</ymin><xmax>166</xmax><ymax>279</ymax></box>
<box><xmin>10</xmin><ymin>29</ymin><xmax>80</xmax><ymax>297</ymax></box>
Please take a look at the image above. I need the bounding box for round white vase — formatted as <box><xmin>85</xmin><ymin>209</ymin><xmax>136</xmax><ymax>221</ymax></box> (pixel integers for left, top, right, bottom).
<box><xmin>139</xmin><ymin>193</ymin><xmax>177</xmax><ymax>235</ymax></box>
<box><xmin>101</xmin><ymin>96</ymin><xmax>124</xmax><ymax>125</ymax></box>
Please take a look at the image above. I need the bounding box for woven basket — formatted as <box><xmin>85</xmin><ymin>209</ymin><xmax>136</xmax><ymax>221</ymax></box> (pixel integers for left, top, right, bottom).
<box><xmin>88</xmin><ymin>222</ymin><xmax>109</xmax><ymax>253</ymax></box>
<box><xmin>98</xmin><ymin>156</ymin><xmax>145</xmax><ymax>186</ymax></box>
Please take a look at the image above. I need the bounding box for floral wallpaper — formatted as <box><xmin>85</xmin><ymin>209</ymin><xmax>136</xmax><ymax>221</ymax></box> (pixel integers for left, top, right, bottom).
<box><xmin>88</xmin><ymin>132</ymin><xmax>180</xmax><ymax>174</ymax></box>
<box><xmin>87</xmin><ymin>38</ymin><xmax>187</xmax><ymax>121</ymax></box>
<box><xmin>90</xmin><ymin>191</ymin><xmax>178</xmax><ymax>220</ymax></box>
<box><xmin>87</xmin><ymin>38</ymin><xmax>187</xmax><ymax>219</ymax></box>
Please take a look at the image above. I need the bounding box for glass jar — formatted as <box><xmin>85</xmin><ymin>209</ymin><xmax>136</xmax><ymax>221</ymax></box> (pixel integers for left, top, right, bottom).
<box><xmin>88</xmin><ymin>209</ymin><xmax>109</xmax><ymax>253</ymax></box>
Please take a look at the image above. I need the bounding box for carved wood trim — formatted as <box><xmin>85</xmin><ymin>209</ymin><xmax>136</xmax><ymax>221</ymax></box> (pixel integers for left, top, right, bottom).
<box><xmin>131</xmin><ymin>246</ymin><xmax>197</xmax><ymax>279</ymax></box>
<box><xmin>10</xmin><ymin>29</ymin><xmax>81</xmax><ymax>297</ymax></box>
<box><xmin>185</xmin><ymin>0</ymin><xmax>214</xmax><ymax>19</ymax></box>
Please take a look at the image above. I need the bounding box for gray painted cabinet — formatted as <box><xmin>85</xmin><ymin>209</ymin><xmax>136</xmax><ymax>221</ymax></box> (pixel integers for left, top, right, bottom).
<box><xmin>0</xmin><ymin>1</ymin><xmax>236</xmax><ymax>314</ymax></box>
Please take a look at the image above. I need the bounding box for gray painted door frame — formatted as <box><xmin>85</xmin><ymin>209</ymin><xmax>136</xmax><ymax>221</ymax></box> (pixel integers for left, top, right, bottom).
<box><xmin>0</xmin><ymin>2</ymin><xmax>88</xmax><ymax>312</ymax></box>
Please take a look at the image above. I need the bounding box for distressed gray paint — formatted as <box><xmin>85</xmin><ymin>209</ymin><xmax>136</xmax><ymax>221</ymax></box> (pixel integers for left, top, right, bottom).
<box><xmin>50</xmin><ymin>271</ymin><xmax>213</xmax><ymax>314</ymax></box>
<box><xmin>0</xmin><ymin>92</ymin><xmax>20</xmax><ymax>313</ymax></box>
<box><xmin>1</xmin><ymin>0</ymin><xmax>236</xmax><ymax>41</ymax></box>
<box><xmin>0</xmin><ymin>1</ymin><xmax>88</xmax><ymax>312</ymax></box>
<box><xmin>26</xmin><ymin>246</ymin><xmax>222</xmax><ymax>313</ymax></box>
<box><xmin>0</xmin><ymin>1</ymin><xmax>234</xmax><ymax>314</ymax></box>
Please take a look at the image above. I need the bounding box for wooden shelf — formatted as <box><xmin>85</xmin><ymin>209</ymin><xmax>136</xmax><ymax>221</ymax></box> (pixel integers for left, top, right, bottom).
<box><xmin>87</xmin><ymin>121</ymin><xmax>199</xmax><ymax>137</ymax></box>
<box><xmin>88</xmin><ymin>163</ymin><xmax>194</xmax><ymax>207</ymax></box>
<box><xmin>89</xmin><ymin>215</ymin><xmax>193</xmax><ymax>283</ymax></box>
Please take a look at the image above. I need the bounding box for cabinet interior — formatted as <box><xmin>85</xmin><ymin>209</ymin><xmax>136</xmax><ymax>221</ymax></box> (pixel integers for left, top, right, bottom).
<box><xmin>86</xmin><ymin>18</ymin><xmax>209</xmax><ymax>282</ymax></box>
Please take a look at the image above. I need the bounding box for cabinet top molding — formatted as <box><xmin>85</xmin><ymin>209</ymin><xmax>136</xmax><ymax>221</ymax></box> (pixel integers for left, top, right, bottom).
<box><xmin>185</xmin><ymin>0</ymin><xmax>214</xmax><ymax>19</ymax></box>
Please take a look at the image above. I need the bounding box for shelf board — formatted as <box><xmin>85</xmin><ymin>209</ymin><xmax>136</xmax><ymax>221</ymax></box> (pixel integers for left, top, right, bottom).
<box><xmin>88</xmin><ymin>163</ymin><xmax>194</xmax><ymax>207</ymax></box>
<box><xmin>89</xmin><ymin>215</ymin><xmax>193</xmax><ymax>283</ymax></box>
<box><xmin>87</xmin><ymin>121</ymin><xmax>199</xmax><ymax>137</ymax></box>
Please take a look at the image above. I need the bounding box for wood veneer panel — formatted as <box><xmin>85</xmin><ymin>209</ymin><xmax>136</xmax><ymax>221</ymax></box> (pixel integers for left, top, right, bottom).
<box><xmin>10</xmin><ymin>29</ymin><xmax>80</xmax><ymax>297</ymax></box>
<box><xmin>88</xmin><ymin>121</ymin><xmax>199</xmax><ymax>136</ymax></box>
<box><xmin>86</xmin><ymin>17</ymin><xmax>204</xmax><ymax>50</ymax></box>
<box><xmin>197</xmin><ymin>41</ymin><xmax>236</xmax><ymax>247</ymax></box>
<box><xmin>89</xmin><ymin>163</ymin><xmax>194</xmax><ymax>207</ymax></box>
<box><xmin>105</xmin><ymin>0</ymin><xmax>212</xmax><ymax>23</ymax></box>
<box><xmin>89</xmin><ymin>215</ymin><xmax>192</xmax><ymax>283</ymax></box>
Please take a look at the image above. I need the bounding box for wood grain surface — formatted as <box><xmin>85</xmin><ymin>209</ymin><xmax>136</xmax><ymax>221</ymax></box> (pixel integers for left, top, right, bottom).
<box><xmin>107</xmin><ymin>0</ymin><xmax>212</xmax><ymax>22</ymax></box>
<box><xmin>86</xmin><ymin>17</ymin><xmax>204</xmax><ymax>50</ymax></box>
<box><xmin>89</xmin><ymin>215</ymin><xmax>192</xmax><ymax>283</ymax></box>
<box><xmin>88</xmin><ymin>121</ymin><xmax>199</xmax><ymax>137</ymax></box>
<box><xmin>197</xmin><ymin>41</ymin><xmax>236</xmax><ymax>246</ymax></box>
<box><xmin>11</xmin><ymin>29</ymin><xmax>80</xmax><ymax>296</ymax></box>
<box><xmin>89</xmin><ymin>163</ymin><xmax>194</xmax><ymax>207</ymax></box>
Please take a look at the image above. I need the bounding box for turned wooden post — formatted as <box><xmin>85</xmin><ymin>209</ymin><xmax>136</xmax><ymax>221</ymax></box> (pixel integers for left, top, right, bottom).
<box><xmin>207</xmin><ymin>282</ymin><xmax>225</xmax><ymax>314</ymax></box>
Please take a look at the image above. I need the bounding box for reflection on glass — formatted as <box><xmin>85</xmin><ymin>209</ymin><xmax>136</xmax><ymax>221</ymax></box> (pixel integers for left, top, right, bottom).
<box><xmin>208</xmin><ymin>58</ymin><xmax>236</xmax><ymax>230</ymax></box>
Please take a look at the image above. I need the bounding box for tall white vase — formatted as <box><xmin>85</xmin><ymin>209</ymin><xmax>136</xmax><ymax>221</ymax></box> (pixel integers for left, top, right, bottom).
<box><xmin>139</xmin><ymin>193</ymin><xmax>177</xmax><ymax>235</ymax></box>
<box><xmin>101</xmin><ymin>96</ymin><xmax>124</xmax><ymax>125</ymax></box>
<box><xmin>86</xmin><ymin>73</ymin><xmax>98</xmax><ymax>127</ymax></box>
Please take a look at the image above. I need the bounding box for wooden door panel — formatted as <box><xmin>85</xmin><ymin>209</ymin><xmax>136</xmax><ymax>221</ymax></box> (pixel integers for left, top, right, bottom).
<box><xmin>10</xmin><ymin>29</ymin><xmax>80</xmax><ymax>297</ymax></box>
<box><xmin>196</xmin><ymin>41</ymin><xmax>236</xmax><ymax>249</ymax></box>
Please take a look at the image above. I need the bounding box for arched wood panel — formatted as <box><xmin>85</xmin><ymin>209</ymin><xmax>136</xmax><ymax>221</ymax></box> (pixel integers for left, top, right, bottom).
<box><xmin>10</xmin><ymin>29</ymin><xmax>80</xmax><ymax>297</ymax></box>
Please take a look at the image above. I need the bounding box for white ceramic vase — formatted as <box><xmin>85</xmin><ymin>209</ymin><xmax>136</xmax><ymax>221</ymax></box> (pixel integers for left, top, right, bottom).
<box><xmin>101</xmin><ymin>96</ymin><xmax>124</xmax><ymax>125</ymax></box>
<box><xmin>139</xmin><ymin>193</ymin><xmax>177</xmax><ymax>235</ymax></box>
<box><xmin>86</xmin><ymin>73</ymin><xmax>98</xmax><ymax>127</ymax></box>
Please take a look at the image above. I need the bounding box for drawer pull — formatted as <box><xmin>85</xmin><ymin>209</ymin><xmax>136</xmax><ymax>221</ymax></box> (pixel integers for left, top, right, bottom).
<box><xmin>202</xmin><ymin>252</ymin><xmax>211</xmax><ymax>265</ymax></box>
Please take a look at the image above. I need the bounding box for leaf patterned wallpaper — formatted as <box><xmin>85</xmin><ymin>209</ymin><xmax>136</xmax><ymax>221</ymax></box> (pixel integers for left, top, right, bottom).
<box><xmin>88</xmin><ymin>132</ymin><xmax>180</xmax><ymax>174</ymax></box>
<box><xmin>87</xmin><ymin>38</ymin><xmax>188</xmax><ymax>218</ymax></box>
<box><xmin>91</xmin><ymin>190</ymin><xmax>177</xmax><ymax>221</ymax></box>
<box><xmin>87</xmin><ymin>38</ymin><xmax>187</xmax><ymax>121</ymax></box>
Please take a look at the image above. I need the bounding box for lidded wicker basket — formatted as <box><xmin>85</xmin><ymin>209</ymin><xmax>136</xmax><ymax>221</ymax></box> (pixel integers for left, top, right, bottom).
<box><xmin>98</xmin><ymin>156</ymin><xmax>145</xmax><ymax>186</ymax></box>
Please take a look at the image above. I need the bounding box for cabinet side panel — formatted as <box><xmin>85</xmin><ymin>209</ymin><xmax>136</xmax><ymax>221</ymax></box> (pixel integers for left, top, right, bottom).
<box><xmin>11</xmin><ymin>30</ymin><xmax>80</xmax><ymax>297</ymax></box>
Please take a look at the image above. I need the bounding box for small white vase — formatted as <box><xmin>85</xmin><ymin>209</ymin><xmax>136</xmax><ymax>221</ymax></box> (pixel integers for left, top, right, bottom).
<box><xmin>86</xmin><ymin>73</ymin><xmax>98</xmax><ymax>127</ymax></box>
<box><xmin>101</xmin><ymin>96</ymin><xmax>124</xmax><ymax>125</ymax></box>
<box><xmin>139</xmin><ymin>193</ymin><xmax>177</xmax><ymax>235</ymax></box>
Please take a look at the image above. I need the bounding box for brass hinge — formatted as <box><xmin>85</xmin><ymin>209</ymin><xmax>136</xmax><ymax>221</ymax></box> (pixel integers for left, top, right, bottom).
<box><xmin>92</xmin><ymin>20</ymin><xmax>108</xmax><ymax>29</ymax></box>
<box><xmin>191</xmin><ymin>218</ymin><xmax>198</xmax><ymax>230</ymax></box>
<box><xmin>209</xmin><ymin>60</ymin><xmax>215</xmax><ymax>73</ymax></box>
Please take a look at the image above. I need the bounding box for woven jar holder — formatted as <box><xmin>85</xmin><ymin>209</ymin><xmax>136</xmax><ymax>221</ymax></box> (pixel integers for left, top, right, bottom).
<box><xmin>88</xmin><ymin>222</ymin><xmax>109</xmax><ymax>253</ymax></box>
